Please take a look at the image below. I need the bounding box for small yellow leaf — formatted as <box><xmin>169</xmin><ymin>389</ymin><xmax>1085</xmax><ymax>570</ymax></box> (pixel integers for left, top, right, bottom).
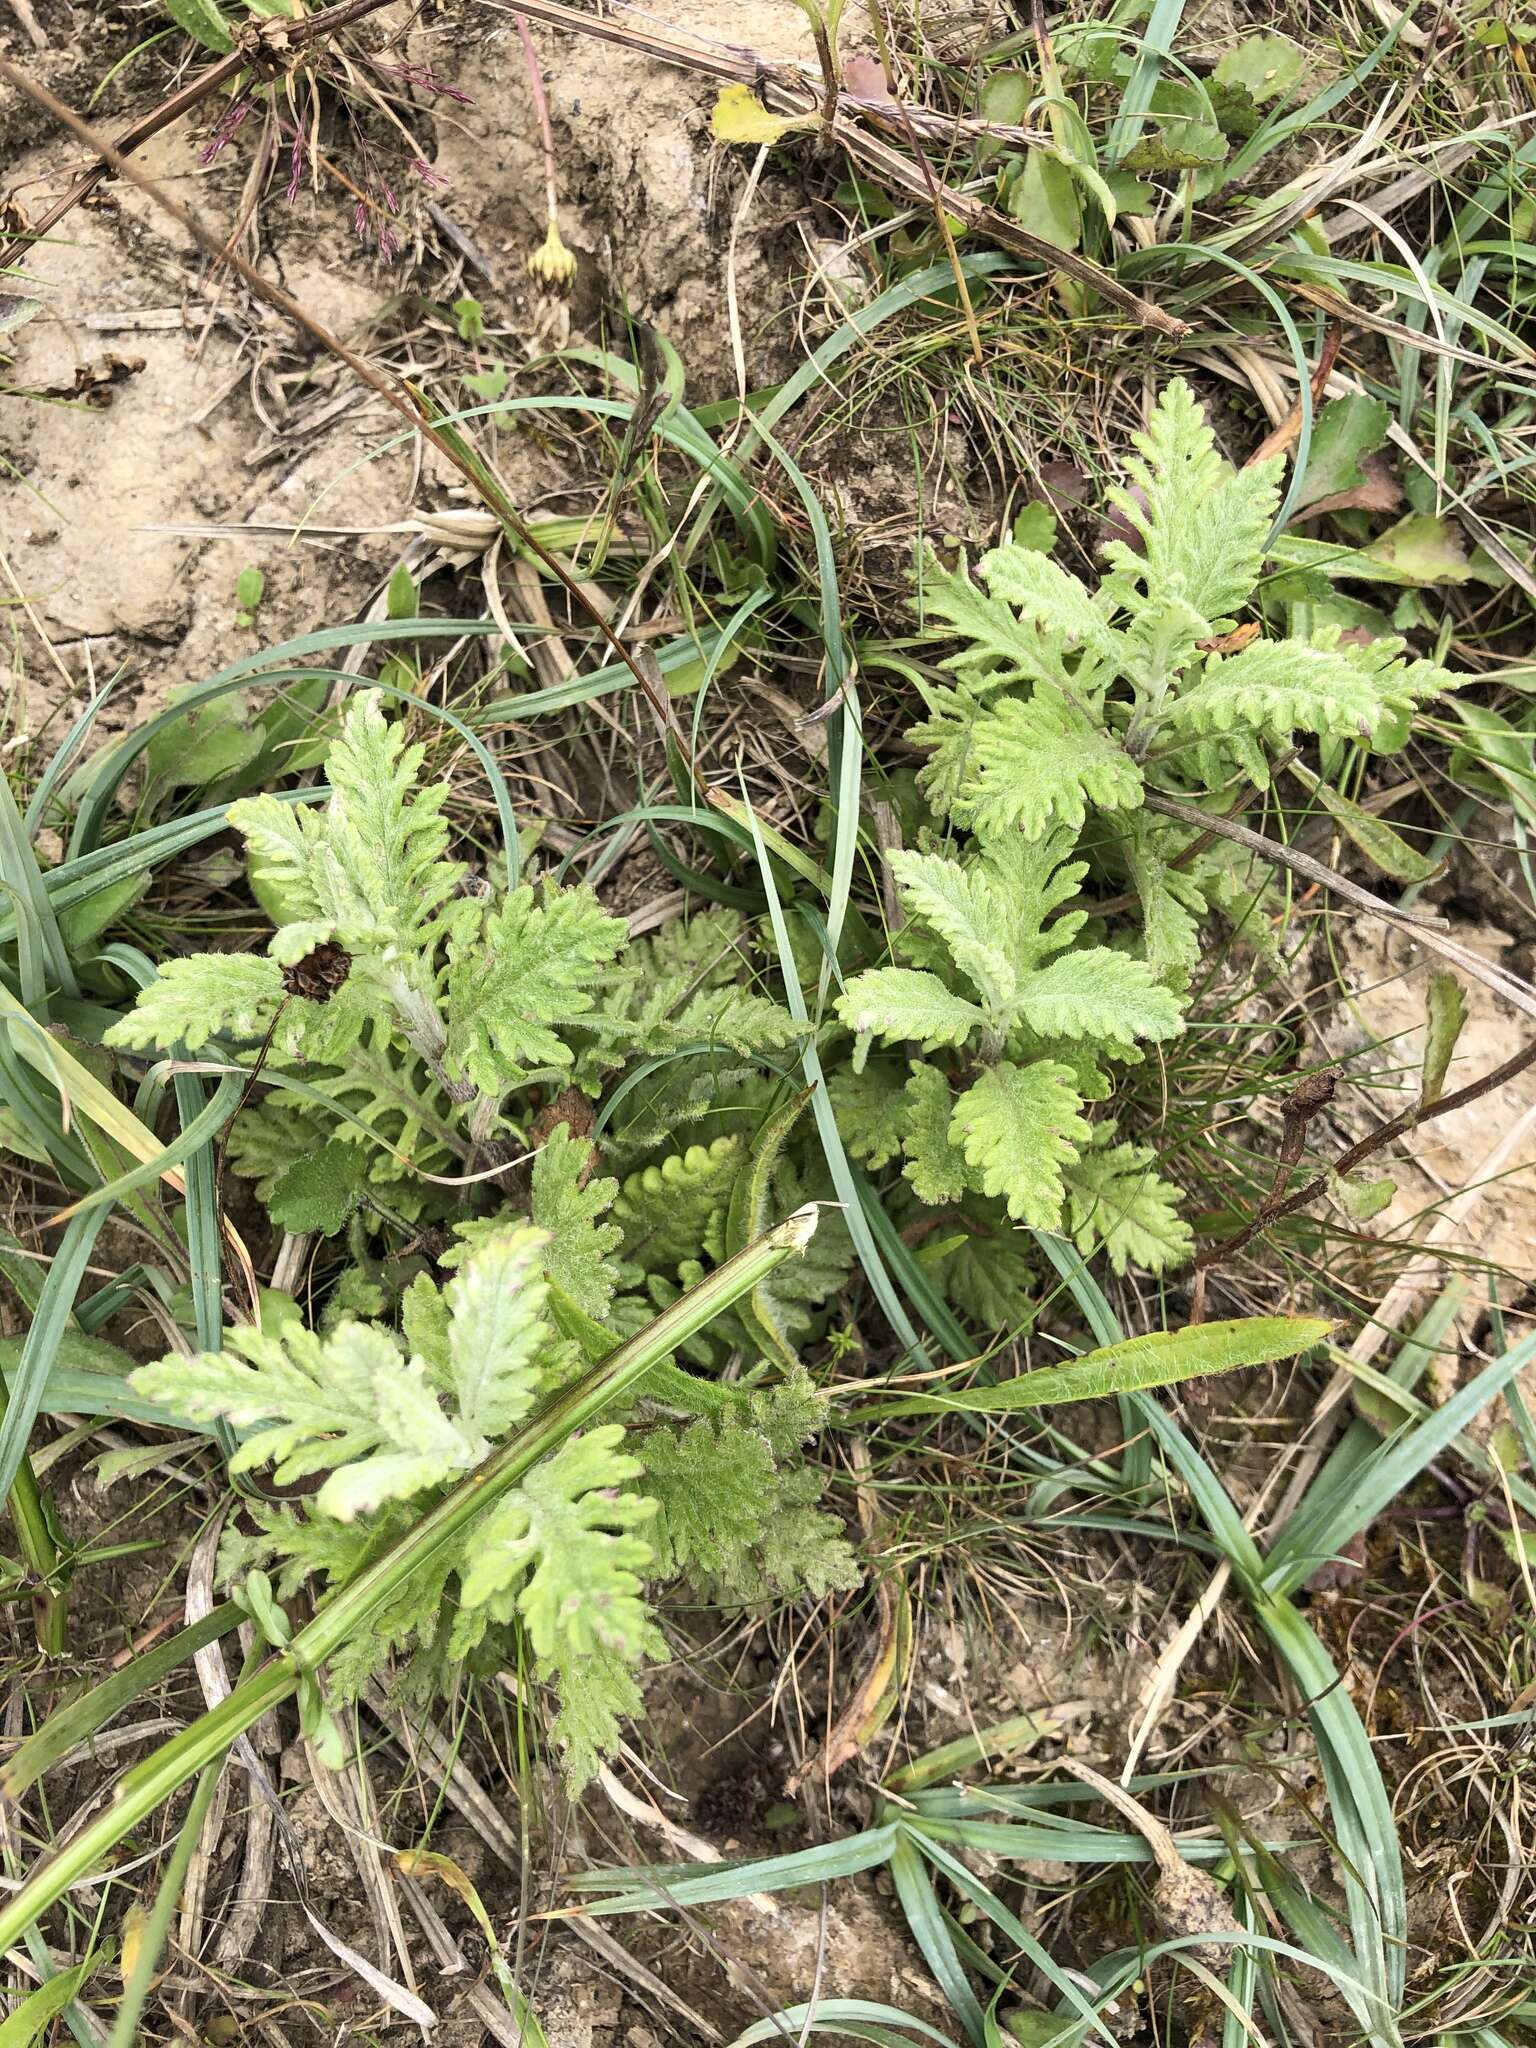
<box><xmin>120</xmin><ymin>1903</ymin><xmax>149</xmax><ymax>1983</ymax></box>
<box><xmin>711</xmin><ymin>84</ymin><xmax>810</xmax><ymax>146</ymax></box>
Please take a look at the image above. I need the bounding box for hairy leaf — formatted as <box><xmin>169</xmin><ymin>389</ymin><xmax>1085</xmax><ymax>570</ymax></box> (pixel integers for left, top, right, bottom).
<box><xmin>529</xmin><ymin>1125</ymin><xmax>623</xmax><ymax>1316</ymax></box>
<box><xmin>836</xmin><ymin>968</ymin><xmax>986</xmax><ymax>1060</ymax></box>
<box><xmin>1101</xmin><ymin>379</ymin><xmax>1282</xmax><ymax>630</ymax></box>
<box><xmin>901</xmin><ymin>1063</ymin><xmax>970</xmax><ymax>1207</ymax></box>
<box><xmin>949</xmin><ymin>1061</ymin><xmax>1091</xmax><ymax>1227</ymax></box>
<box><xmin>1063</xmin><ymin>1136</ymin><xmax>1192</xmax><ymax>1274</ymax></box>
<box><xmin>443</xmin><ymin>1227</ymin><xmax>552</xmax><ymax>1440</ymax></box>
<box><xmin>1421</xmin><ymin>971</ymin><xmax>1468</xmax><ymax>1110</ymax></box>
<box><xmin>104</xmin><ymin>953</ymin><xmax>285</xmax><ymax>1052</ymax></box>
<box><xmin>447</xmin><ymin>885</ymin><xmax>626</xmax><ymax>1092</ymax></box>
<box><xmin>959</xmin><ymin>691</ymin><xmax>1144</xmax><ymax>841</ymax></box>
<box><xmin>866</xmin><ymin>1315</ymin><xmax>1335</xmax><ymax>1414</ymax></box>
<box><xmin>887</xmin><ymin>850</ymin><xmax>1015</xmax><ymax>1010</ymax></box>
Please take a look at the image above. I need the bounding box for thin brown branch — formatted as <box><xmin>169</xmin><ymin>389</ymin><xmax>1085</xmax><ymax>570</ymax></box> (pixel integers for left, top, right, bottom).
<box><xmin>1140</xmin><ymin>791</ymin><xmax>1536</xmax><ymax>1026</ymax></box>
<box><xmin>1245</xmin><ymin>320</ymin><xmax>1342</xmax><ymax>469</ymax></box>
<box><xmin>0</xmin><ymin>54</ymin><xmax>697</xmax><ymax>786</ymax></box>
<box><xmin>1195</xmin><ymin>1033</ymin><xmax>1536</xmax><ymax>1279</ymax></box>
<box><xmin>0</xmin><ymin>0</ymin><xmax>396</xmax><ymax>273</ymax></box>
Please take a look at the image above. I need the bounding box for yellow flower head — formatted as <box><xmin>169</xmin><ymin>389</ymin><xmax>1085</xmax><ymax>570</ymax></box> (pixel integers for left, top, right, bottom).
<box><xmin>527</xmin><ymin>217</ymin><xmax>577</xmax><ymax>287</ymax></box>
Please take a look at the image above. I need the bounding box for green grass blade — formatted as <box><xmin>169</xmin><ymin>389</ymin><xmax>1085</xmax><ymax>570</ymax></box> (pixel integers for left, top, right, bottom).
<box><xmin>891</xmin><ymin>1831</ymin><xmax>988</xmax><ymax>2045</ymax></box>
<box><xmin>567</xmin><ymin>1823</ymin><xmax>904</xmax><ymax>1912</ymax></box>
<box><xmin>1105</xmin><ymin>0</ymin><xmax>1187</xmax><ymax>164</ymax></box>
<box><xmin>0</xmin><ymin>1203</ymin><xmax>112</xmax><ymax>1506</ymax></box>
<box><xmin>67</xmin><ymin>621</ymin><xmax>501</xmax><ymax>857</ymax></box>
<box><xmin>0</xmin><ymin>767</ymin><xmax>77</xmax><ymax>1010</ymax></box>
<box><xmin>742</xmin><ymin>791</ymin><xmax>935</xmax><ymax>1367</ymax></box>
<box><xmin>856</xmin><ymin>1317</ymin><xmax>1333</xmax><ymax>1417</ymax></box>
<box><xmin>730</xmin><ymin>2006</ymin><xmax>961</xmax><ymax>2048</ymax></box>
<box><xmin>0</xmin><ymin>1960</ymin><xmax>98</xmax><ymax>2047</ymax></box>
<box><xmin>1265</xmin><ymin>1328</ymin><xmax>1536</xmax><ymax>1596</ymax></box>
<box><xmin>1032</xmin><ymin>1230</ymin><xmax>1151</xmax><ymax>1490</ymax></box>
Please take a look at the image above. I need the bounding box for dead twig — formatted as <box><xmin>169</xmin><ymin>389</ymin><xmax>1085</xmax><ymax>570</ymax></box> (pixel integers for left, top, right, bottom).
<box><xmin>1140</xmin><ymin>792</ymin><xmax>1536</xmax><ymax>1026</ymax></box>
<box><xmin>1196</xmin><ymin>1034</ymin><xmax>1536</xmax><ymax>1282</ymax></box>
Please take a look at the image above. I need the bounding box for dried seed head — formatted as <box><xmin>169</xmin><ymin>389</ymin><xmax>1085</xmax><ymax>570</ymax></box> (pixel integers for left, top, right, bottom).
<box><xmin>527</xmin><ymin>217</ymin><xmax>577</xmax><ymax>288</ymax></box>
<box><xmin>282</xmin><ymin>940</ymin><xmax>352</xmax><ymax>1003</ymax></box>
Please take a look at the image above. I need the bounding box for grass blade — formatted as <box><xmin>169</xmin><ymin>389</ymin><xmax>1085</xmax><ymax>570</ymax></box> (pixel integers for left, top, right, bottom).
<box><xmin>857</xmin><ymin>1317</ymin><xmax>1333</xmax><ymax>1416</ymax></box>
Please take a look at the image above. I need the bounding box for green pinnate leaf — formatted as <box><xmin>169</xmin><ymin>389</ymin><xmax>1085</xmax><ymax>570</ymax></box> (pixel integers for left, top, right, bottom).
<box><xmin>824</xmin><ymin>1061</ymin><xmax>909</xmax><ymax>1169</ymax></box>
<box><xmin>744</xmin><ymin>1466</ymin><xmax>860</xmax><ymax>1599</ymax></box>
<box><xmin>835</xmin><ymin>968</ymin><xmax>986</xmax><ymax>1060</ymax></box>
<box><xmin>957</xmin><ymin>690</ymin><xmax>1145</xmax><ymax>841</ymax></box>
<box><xmin>458</xmin><ymin>1424</ymin><xmax>655</xmax><ymax>1648</ymax></box>
<box><xmin>1014</xmin><ymin>947</ymin><xmax>1184</xmax><ymax>1048</ymax></box>
<box><xmin>1101</xmin><ymin>379</ymin><xmax>1281</xmax><ymax>631</ymax></box>
<box><xmin>949</xmin><ymin>1060</ymin><xmax>1091</xmax><ymax>1227</ymax></box>
<box><xmin>132</xmin><ymin>1320</ymin><xmax>477</xmax><ymax>1515</ymax></box>
<box><xmin>1161</xmin><ymin>631</ymin><xmax>1452</xmax><ymax>749</ymax></box>
<box><xmin>104</xmin><ymin>953</ymin><xmax>285</xmax><ymax>1052</ymax></box>
<box><xmin>230</xmin><ymin>696</ymin><xmax>461</xmax><ymax>961</ymax></box>
<box><xmin>1123</xmin><ymin>817</ymin><xmax>1206</xmax><ymax>986</ymax></box>
<box><xmin>641</xmin><ymin>1415</ymin><xmax>775</xmax><ymax>1584</ymax></box>
<box><xmin>1063</xmin><ymin>1135</ymin><xmax>1192</xmax><ymax>1274</ymax></box>
<box><xmin>548</xmin><ymin>1649</ymin><xmax>651</xmax><ymax>1793</ymax></box>
<box><xmin>909</xmin><ymin>680</ymin><xmax>989</xmax><ymax>816</ymax></box>
<box><xmin>901</xmin><ymin>1064</ymin><xmax>970</xmax><ymax>1207</ymax></box>
<box><xmin>446</xmin><ymin>884</ymin><xmax>625</xmax><ymax>1091</ymax></box>
<box><xmin>887</xmin><ymin>850</ymin><xmax>1015</xmax><ymax>1009</ymax></box>
<box><xmin>528</xmin><ymin>1124</ymin><xmax>623</xmax><ymax>1316</ymax></box>
<box><xmin>924</xmin><ymin>1205</ymin><xmax>1036</xmax><ymax>1332</ymax></box>
<box><xmin>614</xmin><ymin>1135</ymin><xmax>746</xmax><ymax>1272</ymax></box>
<box><xmin>920</xmin><ymin>550</ymin><xmax>1087</xmax><ymax>694</ymax></box>
<box><xmin>970</xmin><ymin>542</ymin><xmax>1119</xmax><ymax>665</ymax></box>
<box><xmin>443</xmin><ymin>1226</ymin><xmax>552</xmax><ymax>1440</ymax></box>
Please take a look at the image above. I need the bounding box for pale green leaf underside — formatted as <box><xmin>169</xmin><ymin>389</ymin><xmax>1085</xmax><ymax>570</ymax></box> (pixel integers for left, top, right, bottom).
<box><xmin>837</xmin><ymin>969</ymin><xmax>985</xmax><ymax>1056</ymax></box>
